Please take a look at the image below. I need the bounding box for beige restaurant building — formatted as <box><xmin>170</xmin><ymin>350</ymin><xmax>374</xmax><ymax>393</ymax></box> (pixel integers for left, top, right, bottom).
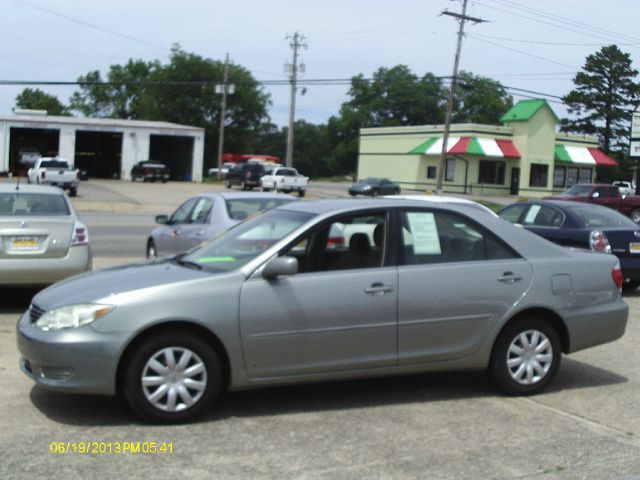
<box><xmin>356</xmin><ymin>99</ymin><xmax>617</xmax><ymax>197</ymax></box>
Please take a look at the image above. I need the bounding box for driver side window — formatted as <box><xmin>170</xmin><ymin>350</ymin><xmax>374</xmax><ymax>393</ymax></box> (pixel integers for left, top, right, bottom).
<box><xmin>170</xmin><ymin>198</ymin><xmax>198</xmax><ymax>224</ymax></box>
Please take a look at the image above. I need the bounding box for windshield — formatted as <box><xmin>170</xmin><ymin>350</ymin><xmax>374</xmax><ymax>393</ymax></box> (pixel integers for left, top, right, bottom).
<box><xmin>181</xmin><ymin>209</ymin><xmax>314</xmax><ymax>273</ymax></box>
<box><xmin>224</xmin><ymin>197</ymin><xmax>295</xmax><ymax>221</ymax></box>
<box><xmin>361</xmin><ymin>178</ymin><xmax>379</xmax><ymax>184</ymax></box>
<box><xmin>0</xmin><ymin>193</ymin><xmax>70</xmax><ymax>216</ymax></box>
<box><xmin>563</xmin><ymin>185</ymin><xmax>593</xmax><ymax>196</ymax></box>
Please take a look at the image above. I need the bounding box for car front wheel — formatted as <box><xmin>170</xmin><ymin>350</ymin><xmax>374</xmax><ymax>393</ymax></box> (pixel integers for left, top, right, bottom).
<box><xmin>146</xmin><ymin>240</ymin><xmax>157</xmax><ymax>258</ymax></box>
<box><xmin>123</xmin><ymin>332</ymin><xmax>222</xmax><ymax>423</ymax></box>
<box><xmin>490</xmin><ymin>317</ymin><xmax>561</xmax><ymax>396</ymax></box>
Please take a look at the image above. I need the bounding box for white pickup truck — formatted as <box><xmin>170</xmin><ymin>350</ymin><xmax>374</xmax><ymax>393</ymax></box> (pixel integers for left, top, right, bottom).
<box><xmin>260</xmin><ymin>167</ymin><xmax>309</xmax><ymax>197</ymax></box>
<box><xmin>27</xmin><ymin>157</ymin><xmax>80</xmax><ymax>197</ymax></box>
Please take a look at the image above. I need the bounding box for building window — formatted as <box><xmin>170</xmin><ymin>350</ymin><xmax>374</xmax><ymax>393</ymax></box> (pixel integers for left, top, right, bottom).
<box><xmin>530</xmin><ymin>164</ymin><xmax>549</xmax><ymax>188</ymax></box>
<box><xmin>478</xmin><ymin>160</ymin><xmax>505</xmax><ymax>185</ymax></box>
<box><xmin>579</xmin><ymin>168</ymin><xmax>593</xmax><ymax>183</ymax></box>
<box><xmin>553</xmin><ymin>166</ymin><xmax>566</xmax><ymax>188</ymax></box>
<box><xmin>445</xmin><ymin>158</ymin><xmax>455</xmax><ymax>182</ymax></box>
<box><xmin>567</xmin><ymin>167</ymin><xmax>579</xmax><ymax>187</ymax></box>
<box><xmin>427</xmin><ymin>166</ymin><xmax>437</xmax><ymax>179</ymax></box>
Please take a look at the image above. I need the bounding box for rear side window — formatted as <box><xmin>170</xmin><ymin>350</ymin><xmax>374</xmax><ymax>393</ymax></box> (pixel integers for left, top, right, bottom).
<box><xmin>399</xmin><ymin>210</ymin><xmax>518</xmax><ymax>265</ymax></box>
<box><xmin>572</xmin><ymin>206</ymin><xmax>637</xmax><ymax>228</ymax></box>
<box><xmin>0</xmin><ymin>193</ymin><xmax>70</xmax><ymax>216</ymax></box>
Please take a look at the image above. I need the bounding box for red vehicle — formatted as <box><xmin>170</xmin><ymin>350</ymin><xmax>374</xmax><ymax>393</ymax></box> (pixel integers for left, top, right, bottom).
<box><xmin>546</xmin><ymin>183</ymin><xmax>640</xmax><ymax>223</ymax></box>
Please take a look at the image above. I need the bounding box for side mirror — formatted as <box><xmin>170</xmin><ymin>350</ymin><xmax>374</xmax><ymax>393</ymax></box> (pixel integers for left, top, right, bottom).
<box><xmin>262</xmin><ymin>256</ymin><xmax>298</xmax><ymax>279</ymax></box>
<box><xmin>155</xmin><ymin>214</ymin><xmax>170</xmax><ymax>225</ymax></box>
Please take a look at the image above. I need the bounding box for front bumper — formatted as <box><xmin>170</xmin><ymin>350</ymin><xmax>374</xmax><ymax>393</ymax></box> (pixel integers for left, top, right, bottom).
<box><xmin>16</xmin><ymin>309</ymin><xmax>125</xmax><ymax>395</ymax></box>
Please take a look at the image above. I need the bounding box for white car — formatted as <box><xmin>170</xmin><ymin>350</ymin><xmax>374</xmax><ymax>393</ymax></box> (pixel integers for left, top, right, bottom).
<box><xmin>613</xmin><ymin>181</ymin><xmax>635</xmax><ymax>197</ymax></box>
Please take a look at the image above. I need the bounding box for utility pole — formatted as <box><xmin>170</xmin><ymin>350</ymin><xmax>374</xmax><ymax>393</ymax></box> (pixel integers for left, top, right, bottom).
<box><xmin>285</xmin><ymin>32</ymin><xmax>307</xmax><ymax>168</ymax></box>
<box><xmin>436</xmin><ymin>0</ymin><xmax>486</xmax><ymax>194</ymax></box>
<box><xmin>216</xmin><ymin>53</ymin><xmax>234</xmax><ymax>180</ymax></box>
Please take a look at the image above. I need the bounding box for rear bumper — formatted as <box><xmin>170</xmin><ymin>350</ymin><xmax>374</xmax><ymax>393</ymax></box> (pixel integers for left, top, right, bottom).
<box><xmin>0</xmin><ymin>246</ymin><xmax>91</xmax><ymax>286</ymax></box>
<box><xmin>564</xmin><ymin>296</ymin><xmax>629</xmax><ymax>353</ymax></box>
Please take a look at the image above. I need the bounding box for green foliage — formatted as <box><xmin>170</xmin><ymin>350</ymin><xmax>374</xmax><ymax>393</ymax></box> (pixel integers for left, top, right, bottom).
<box><xmin>453</xmin><ymin>71</ymin><xmax>513</xmax><ymax>124</ymax></box>
<box><xmin>562</xmin><ymin>45</ymin><xmax>639</xmax><ymax>153</ymax></box>
<box><xmin>15</xmin><ymin>88</ymin><xmax>70</xmax><ymax>116</ymax></box>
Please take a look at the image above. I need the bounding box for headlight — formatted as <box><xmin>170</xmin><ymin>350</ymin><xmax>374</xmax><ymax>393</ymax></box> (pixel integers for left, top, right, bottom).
<box><xmin>35</xmin><ymin>304</ymin><xmax>114</xmax><ymax>331</ymax></box>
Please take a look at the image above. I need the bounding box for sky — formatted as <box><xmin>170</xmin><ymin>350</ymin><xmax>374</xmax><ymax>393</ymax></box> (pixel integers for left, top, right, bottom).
<box><xmin>1</xmin><ymin>0</ymin><xmax>640</xmax><ymax>127</ymax></box>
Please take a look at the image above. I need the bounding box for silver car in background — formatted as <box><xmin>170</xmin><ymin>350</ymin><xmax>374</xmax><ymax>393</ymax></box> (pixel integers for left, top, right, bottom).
<box><xmin>0</xmin><ymin>183</ymin><xmax>91</xmax><ymax>286</ymax></box>
<box><xmin>17</xmin><ymin>199</ymin><xmax>627</xmax><ymax>422</ymax></box>
<box><xmin>146</xmin><ymin>191</ymin><xmax>297</xmax><ymax>257</ymax></box>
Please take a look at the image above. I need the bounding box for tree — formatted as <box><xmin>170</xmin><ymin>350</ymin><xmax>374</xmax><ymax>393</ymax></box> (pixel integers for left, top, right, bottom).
<box><xmin>69</xmin><ymin>59</ymin><xmax>156</xmax><ymax>119</ymax></box>
<box><xmin>15</xmin><ymin>88</ymin><xmax>69</xmax><ymax>115</ymax></box>
<box><xmin>562</xmin><ymin>45</ymin><xmax>639</xmax><ymax>153</ymax></box>
<box><xmin>327</xmin><ymin>66</ymin><xmax>446</xmax><ymax>174</ymax></box>
<box><xmin>453</xmin><ymin>71</ymin><xmax>513</xmax><ymax>124</ymax></box>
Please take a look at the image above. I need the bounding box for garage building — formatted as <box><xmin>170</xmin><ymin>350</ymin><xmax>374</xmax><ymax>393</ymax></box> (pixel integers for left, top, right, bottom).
<box><xmin>0</xmin><ymin>110</ymin><xmax>204</xmax><ymax>181</ymax></box>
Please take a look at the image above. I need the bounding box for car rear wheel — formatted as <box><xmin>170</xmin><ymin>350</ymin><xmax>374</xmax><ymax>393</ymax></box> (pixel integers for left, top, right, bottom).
<box><xmin>226</xmin><ymin>179</ymin><xmax>232</xmax><ymax>189</ymax></box>
<box><xmin>490</xmin><ymin>316</ymin><xmax>561</xmax><ymax>395</ymax></box>
<box><xmin>123</xmin><ymin>332</ymin><xmax>221</xmax><ymax>423</ymax></box>
<box><xmin>146</xmin><ymin>240</ymin><xmax>157</xmax><ymax>258</ymax></box>
<box><xmin>631</xmin><ymin>209</ymin><xmax>640</xmax><ymax>224</ymax></box>
<box><xmin>298</xmin><ymin>189</ymin><xmax>306</xmax><ymax>197</ymax></box>
<box><xmin>241</xmin><ymin>181</ymin><xmax>247</xmax><ymax>191</ymax></box>
<box><xmin>623</xmin><ymin>280</ymin><xmax>640</xmax><ymax>291</ymax></box>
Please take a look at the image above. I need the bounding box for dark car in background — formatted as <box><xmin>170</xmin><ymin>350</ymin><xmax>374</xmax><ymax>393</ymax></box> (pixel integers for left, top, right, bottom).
<box><xmin>349</xmin><ymin>178</ymin><xmax>400</xmax><ymax>197</ymax></box>
<box><xmin>131</xmin><ymin>161</ymin><xmax>170</xmax><ymax>183</ymax></box>
<box><xmin>498</xmin><ymin>199</ymin><xmax>640</xmax><ymax>290</ymax></box>
<box><xmin>226</xmin><ymin>162</ymin><xmax>266</xmax><ymax>190</ymax></box>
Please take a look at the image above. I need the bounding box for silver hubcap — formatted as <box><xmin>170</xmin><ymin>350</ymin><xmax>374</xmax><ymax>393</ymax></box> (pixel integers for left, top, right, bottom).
<box><xmin>506</xmin><ymin>330</ymin><xmax>553</xmax><ymax>385</ymax></box>
<box><xmin>141</xmin><ymin>347</ymin><xmax>207</xmax><ymax>412</ymax></box>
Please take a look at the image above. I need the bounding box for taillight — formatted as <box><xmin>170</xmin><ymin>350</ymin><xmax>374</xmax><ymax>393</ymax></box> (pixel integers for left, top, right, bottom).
<box><xmin>589</xmin><ymin>231</ymin><xmax>611</xmax><ymax>253</ymax></box>
<box><xmin>612</xmin><ymin>263</ymin><xmax>623</xmax><ymax>291</ymax></box>
<box><xmin>71</xmin><ymin>221</ymin><xmax>89</xmax><ymax>246</ymax></box>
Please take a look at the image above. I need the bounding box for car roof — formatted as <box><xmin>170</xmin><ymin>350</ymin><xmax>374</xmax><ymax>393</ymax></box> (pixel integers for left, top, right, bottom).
<box><xmin>389</xmin><ymin>194</ymin><xmax>497</xmax><ymax>216</ymax></box>
<box><xmin>189</xmin><ymin>191</ymin><xmax>297</xmax><ymax>201</ymax></box>
<box><xmin>0</xmin><ymin>182</ymin><xmax>68</xmax><ymax>195</ymax></box>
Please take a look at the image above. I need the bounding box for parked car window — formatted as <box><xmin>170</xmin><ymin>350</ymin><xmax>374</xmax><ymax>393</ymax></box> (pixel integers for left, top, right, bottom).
<box><xmin>571</xmin><ymin>205</ymin><xmax>638</xmax><ymax>228</ymax></box>
<box><xmin>190</xmin><ymin>198</ymin><xmax>214</xmax><ymax>224</ymax></box>
<box><xmin>498</xmin><ymin>204</ymin><xmax>528</xmax><ymax>224</ymax></box>
<box><xmin>400</xmin><ymin>210</ymin><xmax>517</xmax><ymax>265</ymax></box>
<box><xmin>225</xmin><ymin>198</ymin><xmax>293</xmax><ymax>221</ymax></box>
<box><xmin>170</xmin><ymin>198</ymin><xmax>199</xmax><ymax>224</ymax></box>
<box><xmin>0</xmin><ymin>192</ymin><xmax>70</xmax><ymax>216</ymax></box>
<box><xmin>183</xmin><ymin>209</ymin><xmax>313</xmax><ymax>273</ymax></box>
<box><xmin>594</xmin><ymin>186</ymin><xmax>608</xmax><ymax>198</ymax></box>
<box><xmin>521</xmin><ymin>205</ymin><xmax>564</xmax><ymax>227</ymax></box>
<box><xmin>281</xmin><ymin>212</ymin><xmax>388</xmax><ymax>273</ymax></box>
<box><xmin>39</xmin><ymin>160</ymin><xmax>69</xmax><ymax>169</ymax></box>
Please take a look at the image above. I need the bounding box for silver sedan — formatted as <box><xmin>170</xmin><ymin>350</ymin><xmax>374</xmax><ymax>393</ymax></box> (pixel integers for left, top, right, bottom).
<box><xmin>146</xmin><ymin>191</ymin><xmax>297</xmax><ymax>257</ymax></box>
<box><xmin>17</xmin><ymin>199</ymin><xmax>628</xmax><ymax>422</ymax></box>
<box><xmin>0</xmin><ymin>183</ymin><xmax>91</xmax><ymax>286</ymax></box>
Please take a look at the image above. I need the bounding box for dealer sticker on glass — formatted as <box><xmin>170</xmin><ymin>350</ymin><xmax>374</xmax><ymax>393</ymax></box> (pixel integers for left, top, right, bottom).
<box><xmin>629</xmin><ymin>243</ymin><xmax>640</xmax><ymax>254</ymax></box>
<box><xmin>11</xmin><ymin>236</ymin><xmax>39</xmax><ymax>251</ymax></box>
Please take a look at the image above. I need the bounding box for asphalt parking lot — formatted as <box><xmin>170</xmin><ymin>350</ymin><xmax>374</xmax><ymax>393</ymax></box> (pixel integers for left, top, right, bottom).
<box><xmin>1</xmin><ymin>179</ymin><xmax>640</xmax><ymax>479</ymax></box>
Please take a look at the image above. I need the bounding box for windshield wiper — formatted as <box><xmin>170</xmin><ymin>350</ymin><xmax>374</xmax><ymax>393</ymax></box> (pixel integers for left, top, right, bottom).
<box><xmin>173</xmin><ymin>254</ymin><xmax>203</xmax><ymax>270</ymax></box>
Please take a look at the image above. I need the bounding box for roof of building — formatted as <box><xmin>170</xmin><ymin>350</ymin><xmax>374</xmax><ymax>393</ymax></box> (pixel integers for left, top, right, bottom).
<box><xmin>500</xmin><ymin>99</ymin><xmax>560</xmax><ymax>124</ymax></box>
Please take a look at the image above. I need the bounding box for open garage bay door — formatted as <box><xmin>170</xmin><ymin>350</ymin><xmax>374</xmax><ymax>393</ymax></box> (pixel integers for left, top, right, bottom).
<box><xmin>75</xmin><ymin>131</ymin><xmax>123</xmax><ymax>179</ymax></box>
<box><xmin>9</xmin><ymin>127</ymin><xmax>60</xmax><ymax>175</ymax></box>
<box><xmin>149</xmin><ymin>135</ymin><xmax>194</xmax><ymax>181</ymax></box>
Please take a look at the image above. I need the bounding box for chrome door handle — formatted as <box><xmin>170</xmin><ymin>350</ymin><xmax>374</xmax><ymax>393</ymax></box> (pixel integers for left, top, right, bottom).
<box><xmin>365</xmin><ymin>283</ymin><xmax>395</xmax><ymax>296</ymax></box>
<box><xmin>498</xmin><ymin>272</ymin><xmax>522</xmax><ymax>284</ymax></box>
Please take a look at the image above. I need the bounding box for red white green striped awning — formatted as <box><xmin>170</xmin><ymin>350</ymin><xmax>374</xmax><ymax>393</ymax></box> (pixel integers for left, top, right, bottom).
<box><xmin>410</xmin><ymin>136</ymin><xmax>521</xmax><ymax>158</ymax></box>
<box><xmin>554</xmin><ymin>144</ymin><xmax>618</xmax><ymax>166</ymax></box>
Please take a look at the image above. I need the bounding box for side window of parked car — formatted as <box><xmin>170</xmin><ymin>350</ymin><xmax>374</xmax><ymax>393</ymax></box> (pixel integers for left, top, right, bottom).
<box><xmin>399</xmin><ymin>210</ymin><xmax>518</xmax><ymax>265</ymax></box>
<box><xmin>281</xmin><ymin>212</ymin><xmax>388</xmax><ymax>273</ymax></box>
<box><xmin>190</xmin><ymin>198</ymin><xmax>214</xmax><ymax>224</ymax></box>
<box><xmin>498</xmin><ymin>204</ymin><xmax>528</xmax><ymax>224</ymax></box>
<box><xmin>170</xmin><ymin>198</ymin><xmax>199</xmax><ymax>224</ymax></box>
<box><xmin>521</xmin><ymin>205</ymin><xmax>563</xmax><ymax>227</ymax></box>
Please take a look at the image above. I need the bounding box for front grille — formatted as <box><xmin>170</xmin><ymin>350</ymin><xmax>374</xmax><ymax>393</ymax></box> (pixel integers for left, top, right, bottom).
<box><xmin>29</xmin><ymin>303</ymin><xmax>46</xmax><ymax>323</ymax></box>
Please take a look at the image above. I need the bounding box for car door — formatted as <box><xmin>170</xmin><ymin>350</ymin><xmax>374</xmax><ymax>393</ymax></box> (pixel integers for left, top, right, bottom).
<box><xmin>155</xmin><ymin>197</ymin><xmax>198</xmax><ymax>255</ymax></box>
<box><xmin>177</xmin><ymin>197</ymin><xmax>215</xmax><ymax>252</ymax></box>
<box><xmin>396</xmin><ymin>208</ymin><xmax>533</xmax><ymax>365</ymax></box>
<box><xmin>239</xmin><ymin>210</ymin><xmax>398</xmax><ymax>378</ymax></box>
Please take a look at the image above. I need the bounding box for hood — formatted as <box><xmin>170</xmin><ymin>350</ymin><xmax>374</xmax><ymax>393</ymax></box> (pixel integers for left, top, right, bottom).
<box><xmin>33</xmin><ymin>259</ymin><xmax>211</xmax><ymax>309</ymax></box>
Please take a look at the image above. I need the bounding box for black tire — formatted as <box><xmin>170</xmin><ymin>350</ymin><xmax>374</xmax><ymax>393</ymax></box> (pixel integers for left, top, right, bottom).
<box><xmin>394</xmin><ymin>188</ymin><xmax>401</xmax><ymax>195</ymax></box>
<box><xmin>69</xmin><ymin>188</ymin><xmax>78</xmax><ymax>197</ymax></box>
<box><xmin>632</xmin><ymin>209</ymin><xmax>640</xmax><ymax>224</ymax></box>
<box><xmin>123</xmin><ymin>332</ymin><xmax>222</xmax><ymax>423</ymax></box>
<box><xmin>146</xmin><ymin>239</ymin><xmax>157</xmax><ymax>259</ymax></box>
<box><xmin>371</xmin><ymin>188</ymin><xmax>379</xmax><ymax>197</ymax></box>
<box><xmin>490</xmin><ymin>316</ymin><xmax>561</xmax><ymax>396</ymax></box>
<box><xmin>226</xmin><ymin>179</ymin><xmax>232</xmax><ymax>189</ymax></box>
<box><xmin>241</xmin><ymin>181</ymin><xmax>247</xmax><ymax>191</ymax></box>
<box><xmin>298</xmin><ymin>189</ymin><xmax>306</xmax><ymax>197</ymax></box>
<box><xmin>623</xmin><ymin>280</ymin><xmax>640</xmax><ymax>292</ymax></box>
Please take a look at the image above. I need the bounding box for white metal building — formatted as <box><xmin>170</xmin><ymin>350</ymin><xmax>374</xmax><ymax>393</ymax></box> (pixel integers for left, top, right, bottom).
<box><xmin>0</xmin><ymin>111</ymin><xmax>205</xmax><ymax>181</ymax></box>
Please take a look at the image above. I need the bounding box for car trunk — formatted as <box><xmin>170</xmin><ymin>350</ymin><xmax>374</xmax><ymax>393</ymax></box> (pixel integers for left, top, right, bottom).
<box><xmin>0</xmin><ymin>217</ymin><xmax>74</xmax><ymax>259</ymax></box>
<box><xmin>605</xmin><ymin>228</ymin><xmax>640</xmax><ymax>256</ymax></box>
